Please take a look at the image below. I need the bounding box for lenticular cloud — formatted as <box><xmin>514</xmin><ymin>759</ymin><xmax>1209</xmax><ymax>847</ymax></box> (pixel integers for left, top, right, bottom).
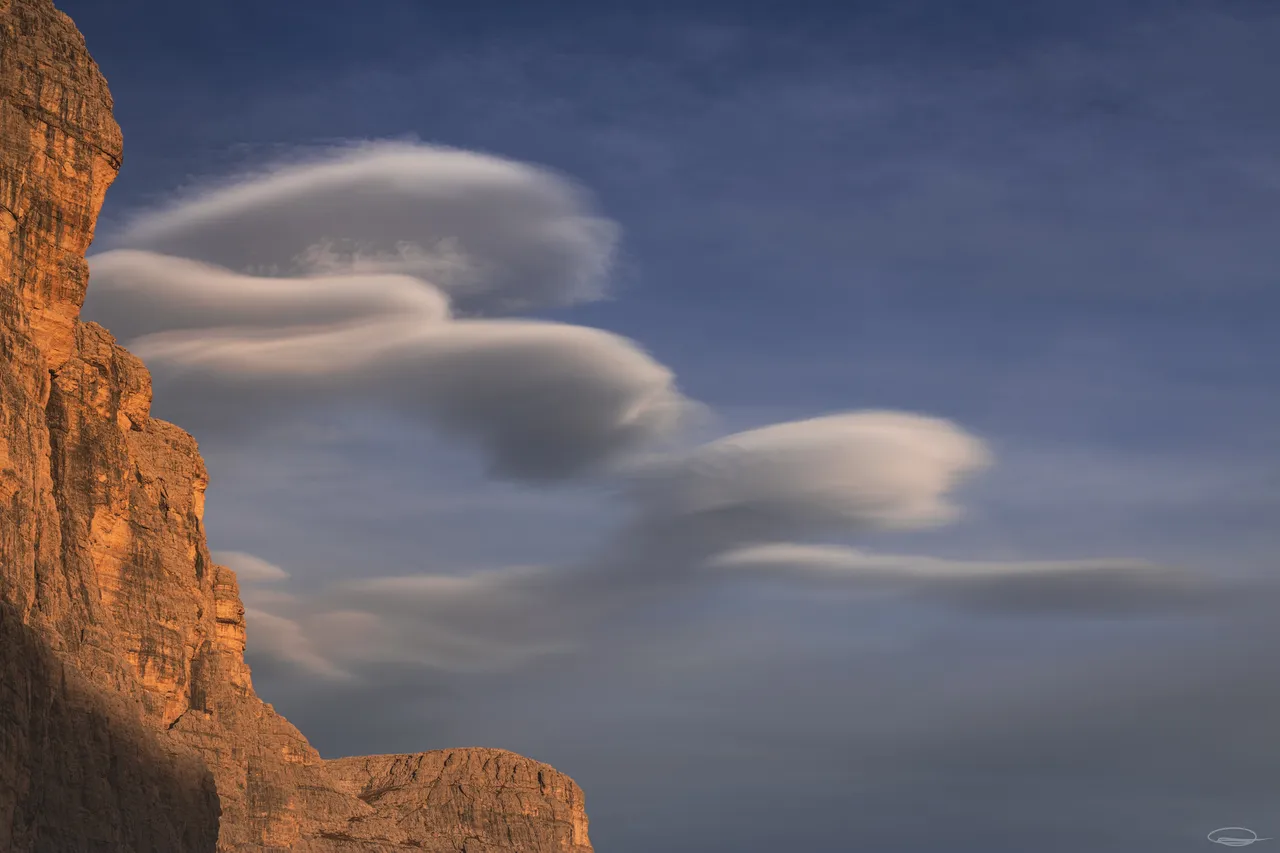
<box><xmin>100</xmin><ymin>141</ymin><xmax>1229</xmax><ymax>687</ymax></box>
<box><xmin>631</xmin><ymin>411</ymin><xmax>992</xmax><ymax>537</ymax></box>
<box><xmin>86</xmin><ymin>249</ymin><xmax>692</xmax><ymax>481</ymax></box>
<box><xmin>704</xmin><ymin>542</ymin><xmax>1205</xmax><ymax>614</ymax></box>
<box><xmin>105</xmin><ymin>142</ymin><xmax>618</xmax><ymax>313</ymax></box>
<box><xmin>84</xmin><ymin>143</ymin><xmax>687</xmax><ymax>480</ymax></box>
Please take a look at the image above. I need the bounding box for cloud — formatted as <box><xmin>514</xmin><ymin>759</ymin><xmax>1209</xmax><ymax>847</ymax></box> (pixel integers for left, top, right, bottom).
<box><xmin>93</xmin><ymin>141</ymin><xmax>1244</xmax><ymax>845</ymax></box>
<box><xmin>629</xmin><ymin>412</ymin><xmax>991</xmax><ymax>541</ymax></box>
<box><xmin>706</xmin><ymin>543</ymin><xmax>1219</xmax><ymax>614</ymax></box>
<box><xmin>318</xmin><ymin>567</ymin><xmax>576</xmax><ymax>672</ymax></box>
<box><xmin>84</xmin><ymin>250</ymin><xmax>451</xmax><ymax>344</ymax></box>
<box><xmin>227</xmin><ymin>410</ymin><xmax>1222</xmax><ymax>680</ymax></box>
<box><xmin>211</xmin><ymin>550</ymin><xmax>290</xmax><ymax>583</ymax></box>
<box><xmin>241</xmin><ymin>608</ymin><xmax>352</xmax><ymax>682</ymax></box>
<box><xmin>226</xmin><ymin>403</ymin><xmax>1244</xmax><ymax>679</ymax></box>
<box><xmin>104</xmin><ymin>142</ymin><xmax>617</xmax><ymax>312</ymax></box>
<box><xmin>85</xmin><ymin>250</ymin><xmax>693</xmax><ymax>481</ymax></box>
<box><xmin>239</xmin><ymin>565</ymin><xmax>575</xmax><ymax>676</ymax></box>
<box><xmin>94</xmin><ymin>14</ymin><xmax>1280</xmax><ymax>851</ymax></box>
<box><xmin>707</xmin><ymin>542</ymin><xmax>1161</xmax><ymax>579</ymax></box>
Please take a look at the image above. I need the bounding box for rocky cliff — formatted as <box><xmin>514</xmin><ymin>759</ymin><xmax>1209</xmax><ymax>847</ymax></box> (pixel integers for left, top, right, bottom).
<box><xmin>0</xmin><ymin>1</ymin><xmax>593</xmax><ymax>850</ymax></box>
<box><xmin>324</xmin><ymin>751</ymin><xmax>592</xmax><ymax>853</ymax></box>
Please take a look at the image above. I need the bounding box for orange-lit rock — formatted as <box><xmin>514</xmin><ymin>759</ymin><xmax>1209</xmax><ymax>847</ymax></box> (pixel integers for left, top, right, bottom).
<box><xmin>0</xmin><ymin>2</ymin><xmax>594</xmax><ymax>850</ymax></box>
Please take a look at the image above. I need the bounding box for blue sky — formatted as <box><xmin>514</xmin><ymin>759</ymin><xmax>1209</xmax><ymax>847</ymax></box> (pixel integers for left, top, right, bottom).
<box><xmin>63</xmin><ymin>0</ymin><xmax>1280</xmax><ymax>850</ymax></box>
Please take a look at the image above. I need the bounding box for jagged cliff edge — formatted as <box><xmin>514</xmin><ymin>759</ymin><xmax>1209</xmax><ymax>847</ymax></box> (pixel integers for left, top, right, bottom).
<box><xmin>0</xmin><ymin>1</ymin><xmax>592</xmax><ymax>850</ymax></box>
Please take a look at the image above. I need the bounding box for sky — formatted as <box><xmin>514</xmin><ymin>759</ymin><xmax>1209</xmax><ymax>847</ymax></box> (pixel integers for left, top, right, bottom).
<box><xmin>60</xmin><ymin>0</ymin><xmax>1280</xmax><ymax>850</ymax></box>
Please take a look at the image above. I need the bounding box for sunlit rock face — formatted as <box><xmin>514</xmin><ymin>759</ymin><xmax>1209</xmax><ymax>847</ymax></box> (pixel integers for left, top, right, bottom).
<box><xmin>0</xmin><ymin>2</ymin><xmax>594</xmax><ymax>850</ymax></box>
<box><xmin>325</xmin><ymin>750</ymin><xmax>593</xmax><ymax>853</ymax></box>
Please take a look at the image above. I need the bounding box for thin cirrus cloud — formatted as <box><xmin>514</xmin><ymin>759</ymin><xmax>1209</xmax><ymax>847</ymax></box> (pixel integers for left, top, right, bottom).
<box><xmin>102</xmin><ymin>142</ymin><xmax>618</xmax><ymax>313</ymax></box>
<box><xmin>84</xmin><ymin>249</ymin><xmax>694</xmax><ymax>481</ymax></box>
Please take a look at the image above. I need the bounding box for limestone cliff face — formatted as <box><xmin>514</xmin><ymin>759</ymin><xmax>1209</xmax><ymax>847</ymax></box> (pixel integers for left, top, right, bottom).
<box><xmin>0</xmin><ymin>2</ymin><xmax>593</xmax><ymax>851</ymax></box>
<box><xmin>324</xmin><ymin>751</ymin><xmax>593</xmax><ymax>853</ymax></box>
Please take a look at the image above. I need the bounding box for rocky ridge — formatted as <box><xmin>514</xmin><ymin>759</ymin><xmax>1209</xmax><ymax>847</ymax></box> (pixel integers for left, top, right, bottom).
<box><xmin>0</xmin><ymin>1</ymin><xmax>592</xmax><ymax>850</ymax></box>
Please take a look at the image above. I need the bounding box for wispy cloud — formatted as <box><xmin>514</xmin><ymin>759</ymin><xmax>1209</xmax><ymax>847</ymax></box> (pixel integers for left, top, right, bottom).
<box><xmin>211</xmin><ymin>550</ymin><xmax>290</xmax><ymax>583</ymax></box>
<box><xmin>706</xmin><ymin>543</ymin><xmax>1222</xmax><ymax>615</ymax></box>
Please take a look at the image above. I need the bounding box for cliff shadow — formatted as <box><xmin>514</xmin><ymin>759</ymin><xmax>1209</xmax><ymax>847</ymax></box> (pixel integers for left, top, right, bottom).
<box><xmin>0</xmin><ymin>602</ymin><xmax>221</xmax><ymax>853</ymax></box>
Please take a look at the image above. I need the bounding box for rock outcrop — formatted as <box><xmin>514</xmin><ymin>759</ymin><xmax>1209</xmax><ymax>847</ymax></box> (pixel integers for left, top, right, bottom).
<box><xmin>325</xmin><ymin>751</ymin><xmax>592</xmax><ymax>853</ymax></box>
<box><xmin>0</xmin><ymin>603</ymin><xmax>221</xmax><ymax>852</ymax></box>
<box><xmin>0</xmin><ymin>1</ymin><xmax>593</xmax><ymax>850</ymax></box>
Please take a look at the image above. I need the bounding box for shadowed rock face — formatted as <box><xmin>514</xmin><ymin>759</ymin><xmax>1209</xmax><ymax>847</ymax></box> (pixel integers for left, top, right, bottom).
<box><xmin>0</xmin><ymin>602</ymin><xmax>221</xmax><ymax>852</ymax></box>
<box><xmin>0</xmin><ymin>2</ymin><xmax>593</xmax><ymax>850</ymax></box>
